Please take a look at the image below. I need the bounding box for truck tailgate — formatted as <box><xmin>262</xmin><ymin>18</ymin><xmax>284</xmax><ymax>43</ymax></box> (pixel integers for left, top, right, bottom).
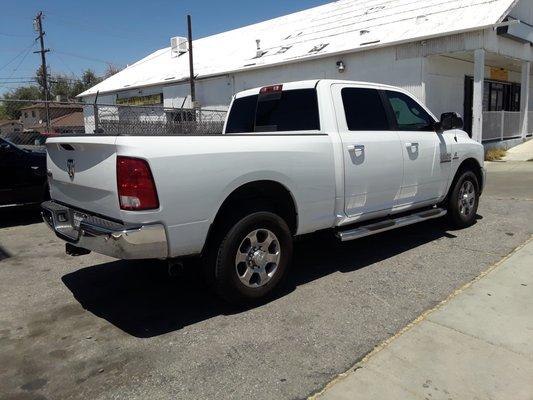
<box><xmin>46</xmin><ymin>136</ymin><xmax>122</xmax><ymax>220</ymax></box>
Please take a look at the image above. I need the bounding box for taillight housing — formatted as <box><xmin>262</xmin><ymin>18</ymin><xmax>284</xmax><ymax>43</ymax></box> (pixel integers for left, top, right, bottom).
<box><xmin>117</xmin><ymin>156</ymin><xmax>159</xmax><ymax>211</ymax></box>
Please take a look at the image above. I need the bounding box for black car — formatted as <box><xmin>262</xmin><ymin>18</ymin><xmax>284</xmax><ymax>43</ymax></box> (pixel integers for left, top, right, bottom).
<box><xmin>0</xmin><ymin>137</ymin><xmax>48</xmax><ymax>207</ymax></box>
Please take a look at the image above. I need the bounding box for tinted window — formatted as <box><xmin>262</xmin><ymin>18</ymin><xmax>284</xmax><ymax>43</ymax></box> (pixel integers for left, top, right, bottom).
<box><xmin>255</xmin><ymin>89</ymin><xmax>320</xmax><ymax>132</ymax></box>
<box><xmin>385</xmin><ymin>91</ymin><xmax>434</xmax><ymax>131</ymax></box>
<box><xmin>341</xmin><ymin>88</ymin><xmax>389</xmax><ymax>131</ymax></box>
<box><xmin>225</xmin><ymin>95</ymin><xmax>258</xmax><ymax>133</ymax></box>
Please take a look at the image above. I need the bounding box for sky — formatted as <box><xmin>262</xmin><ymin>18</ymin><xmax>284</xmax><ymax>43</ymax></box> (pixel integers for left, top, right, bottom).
<box><xmin>0</xmin><ymin>0</ymin><xmax>331</xmax><ymax>96</ymax></box>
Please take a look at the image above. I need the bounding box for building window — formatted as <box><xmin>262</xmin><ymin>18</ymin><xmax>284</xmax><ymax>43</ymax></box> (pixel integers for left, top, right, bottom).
<box><xmin>464</xmin><ymin>76</ymin><xmax>521</xmax><ymax>134</ymax></box>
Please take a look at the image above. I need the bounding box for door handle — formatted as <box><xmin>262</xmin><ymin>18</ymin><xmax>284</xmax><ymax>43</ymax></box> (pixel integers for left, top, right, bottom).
<box><xmin>406</xmin><ymin>142</ymin><xmax>419</xmax><ymax>149</ymax></box>
<box><xmin>347</xmin><ymin>145</ymin><xmax>365</xmax><ymax>152</ymax></box>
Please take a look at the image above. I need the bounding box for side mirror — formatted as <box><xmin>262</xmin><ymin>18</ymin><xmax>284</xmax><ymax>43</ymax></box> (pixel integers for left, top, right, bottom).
<box><xmin>439</xmin><ymin>112</ymin><xmax>464</xmax><ymax>131</ymax></box>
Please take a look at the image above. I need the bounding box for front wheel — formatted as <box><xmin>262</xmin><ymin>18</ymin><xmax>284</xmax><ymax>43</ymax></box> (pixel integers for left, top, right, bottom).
<box><xmin>211</xmin><ymin>212</ymin><xmax>293</xmax><ymax>305</ymax></box>
<box><xmin>447</xmin><ymin>170</ymin><xmax>480</xmax><ymax>228</ymax></box>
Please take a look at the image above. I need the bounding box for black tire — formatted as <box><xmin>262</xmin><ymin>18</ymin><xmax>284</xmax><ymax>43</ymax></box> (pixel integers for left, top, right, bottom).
<box><xmin>447</xmin><ymin>170</ymin><xmax>480</xmax><ymax>228</ymax></box>
<box><xmin>210</xmin><ymin>211</ymin><xmax>293</xmax><ymax>305</ymax></box>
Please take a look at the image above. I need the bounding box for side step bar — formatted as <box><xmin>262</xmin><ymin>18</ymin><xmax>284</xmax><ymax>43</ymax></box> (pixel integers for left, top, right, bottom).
<box><xmin>336</xmin><ymin>208</ymin><xmax>447</xmax><ymax>242</ymax></box>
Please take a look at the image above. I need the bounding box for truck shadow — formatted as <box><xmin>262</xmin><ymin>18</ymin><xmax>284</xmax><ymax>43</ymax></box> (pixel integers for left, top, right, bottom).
<box><xmin>61</xmin><ymin>218</ymin><xmax>464</xmax><ymax>338</ymax></box>
<box><xmin>0</xmin><ymin>205</ymin><xmax>43</xmax><ymax>229</ymax></box>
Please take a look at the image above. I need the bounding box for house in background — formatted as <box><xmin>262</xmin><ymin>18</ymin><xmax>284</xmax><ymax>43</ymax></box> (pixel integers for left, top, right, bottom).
<box><xmin>0</xmin><ymin>120</ymin><xmax>23</xmax><ymax>136</ymax></box>
<box><xmin>79</xmin><ymin>0</ymin><xmax>533</xmax><ymax>146</ymax></box>
<box><xmin>20</xmin><ymin>103</ymin><xmax>83</xmax><ymax>133</ymax></box>
<box><xmin>26</xmin><ymin>111</ymin><xmax>85</xmax><ymax>135</ymax></box>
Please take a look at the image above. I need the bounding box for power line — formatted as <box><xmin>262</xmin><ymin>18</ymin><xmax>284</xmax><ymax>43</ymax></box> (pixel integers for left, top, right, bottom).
<box><xmin>45</xmin><ymin>11</ymin><xmax>148</xmax><ymax>41</ymax></box>
<box><xmin>0</xmin><ymin>41</ymin><xmax>37</xmax><ymax>73</ymax></box>
<box><xmin>51</xmin><ymin>52</ymin><xmax>78</xmax><ymax>77</ymax></box>
<box><xmin>7</xmin><ymin>42</ymin><xmax>35</xmax><ymax>80</ymax></box>
<box><xmin>53</xmin><ymin>49</ymin><xmax>121</xmax><ymax>67</ymax></box>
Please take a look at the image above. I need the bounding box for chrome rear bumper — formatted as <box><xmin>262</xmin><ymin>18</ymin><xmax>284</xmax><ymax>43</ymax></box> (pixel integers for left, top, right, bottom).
<box><xmin>41</xmin><ymin>201</ymin><xmax>168</xmax><ymax>260</ymax></box>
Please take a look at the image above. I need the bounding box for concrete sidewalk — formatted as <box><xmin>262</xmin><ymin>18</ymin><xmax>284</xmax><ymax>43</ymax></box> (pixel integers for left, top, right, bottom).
<box><xmin>503</xmin><ymin>138</ymin><xmax>533</xmax><ymax>162</ymax></box>
<box><xmin>315</xmin><ymin>238</ymin><xmax>533</xmax><ymax>400</ymax></box>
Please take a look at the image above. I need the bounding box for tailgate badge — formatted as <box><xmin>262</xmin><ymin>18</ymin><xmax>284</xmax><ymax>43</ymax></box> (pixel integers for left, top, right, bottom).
<box><xmin>67</xmin><ymin>159</ymin><xmax>75</xmax><ymax>180</ymax></box>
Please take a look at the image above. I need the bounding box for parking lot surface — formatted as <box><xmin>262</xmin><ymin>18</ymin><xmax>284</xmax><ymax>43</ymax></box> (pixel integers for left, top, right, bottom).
<box><xmin>1</xmin><ymin>162</ymin><xmax>533</xmax><ymax>400</ymax></box>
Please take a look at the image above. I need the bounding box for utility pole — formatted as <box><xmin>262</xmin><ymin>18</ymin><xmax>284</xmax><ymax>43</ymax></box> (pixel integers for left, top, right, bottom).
<box><xmin>187</xmin><ymin>15</ymin><xmax>196</xmax><ymax>108</ymax></box>
<box><xmin>33</xmin><ymin>11</ymin><xmax>50</xmax><ymax>133</ymax></box>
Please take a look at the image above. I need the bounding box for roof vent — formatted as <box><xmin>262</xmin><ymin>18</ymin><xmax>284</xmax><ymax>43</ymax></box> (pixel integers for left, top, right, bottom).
<box><xmin>360</xmin><ymin>29</ymin><xmax>370</xmax><ymax>35</ymax></box>
<box><xmin>255</xmin><ymin>39</ymin><xmax>268</xmax><ymax>58</ymax></box>
<box><xmin>416</xmin><ymin>15</ymin><xmax>428</xmax><ymax>23</ymax></box>
<box><xmin>309</xmin><ymin>43</ymin><xmax>329</xmax><ymax>53</ymax></box>
<box><xmin>277</xmin><ymin>46</ymin><xmax>292</xmax><ymax>54</ymax></box>
<box><xmin>171</xmin><ymin>37</ymin><xmax>188</xmax><ymax>57</ymax></box>
<box><xmin>365</xmin><ymin>5</ymin><xmax>385</xmax><ymax>14</ymax></box>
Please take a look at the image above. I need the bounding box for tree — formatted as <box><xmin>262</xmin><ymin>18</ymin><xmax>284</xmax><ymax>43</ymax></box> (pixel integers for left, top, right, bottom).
<box><xmin>104</xmin><ymin>64</ymin><xmax>122</xmax><ymax>79</ymax></box>
<box><xmin>68</xmin><ymin>69</ymin><xmax>103</xmax><ymax>98</ymax></box>
<box><xmin>1</xmin><ymin>86</ymin><xmax>42</xmax><ymax>120</ymax></box>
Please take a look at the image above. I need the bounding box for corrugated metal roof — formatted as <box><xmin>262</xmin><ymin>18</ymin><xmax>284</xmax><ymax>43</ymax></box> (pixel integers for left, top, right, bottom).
<box><xmin>80</xmin><ymin>0</ymin><xmax>517</xmax><ymax>97</ymax></box>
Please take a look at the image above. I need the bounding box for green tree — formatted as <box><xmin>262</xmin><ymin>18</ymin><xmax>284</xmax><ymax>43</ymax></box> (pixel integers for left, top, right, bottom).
<box><xmin>2</xmin><ymin>86</ymin><xmax>42</xmax><ymax>119</ymax></box>
<box><xmin>69</xmin><ymin>69</ymin><xmax>102</xmax><ymax>98</ymax></box>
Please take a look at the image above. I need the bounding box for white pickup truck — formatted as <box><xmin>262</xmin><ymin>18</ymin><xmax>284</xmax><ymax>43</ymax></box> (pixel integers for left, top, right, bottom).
<box><xmin>42</xmin><ymin>80</ymin><xmax>485</xmax><ymax>304</ymax></box>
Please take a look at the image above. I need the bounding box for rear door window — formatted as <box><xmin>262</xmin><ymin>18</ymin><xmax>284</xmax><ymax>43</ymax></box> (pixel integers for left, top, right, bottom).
<box><xmin>385</xmin><ymin>91</ymin><xmax>435</xmax><ymax>131</ymax></box>
<box><xmin>255</xmin><ymin>89</ymin><xmax>320</xmax><ymax>132</ymax></box>
<box><xmin>341</xmin><ymin>88</ymin><xmax>390</xmax><ymax>131</ymax></box>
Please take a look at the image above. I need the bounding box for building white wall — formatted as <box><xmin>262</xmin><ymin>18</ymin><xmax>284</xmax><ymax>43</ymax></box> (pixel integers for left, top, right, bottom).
<box><xmin>158</xmin><ymin>46</ymin><xmax>426</xmax><ymax>111</ymax></box>
<box><xmin>425</xmin><ymin>54</ymin><xmax>522</xmax><ymax>119</ymax></box>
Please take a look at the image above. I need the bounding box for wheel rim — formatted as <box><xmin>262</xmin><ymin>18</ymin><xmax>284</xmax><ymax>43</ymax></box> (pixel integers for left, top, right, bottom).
<box><xmin>235</xmin><ymin>229</ymin><xmax>281</xmax><ymax>288</ymax></box>
<box><xmin>458</xmin><ymin>180</ymin><xmax>476</xmax><ymax>217</ymax></box>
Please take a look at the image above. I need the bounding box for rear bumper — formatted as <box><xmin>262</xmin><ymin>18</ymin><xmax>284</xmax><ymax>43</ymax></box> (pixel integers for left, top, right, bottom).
<box><xmin>41</xmin><ymin>201</ymin><xmax>168</xmax><ymax>260</ymax></box>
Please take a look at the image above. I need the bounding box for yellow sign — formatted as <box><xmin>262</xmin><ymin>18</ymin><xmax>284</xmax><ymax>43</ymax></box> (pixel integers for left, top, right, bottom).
<box><xmin>490</xmin><ymin>68</ymin><xmax>509</xmax><ymax>82</ymax></box>
<box><xmin>116</xmin><ymin>94</ymin><xmax>163</xmax><ymax>106</ymax></box>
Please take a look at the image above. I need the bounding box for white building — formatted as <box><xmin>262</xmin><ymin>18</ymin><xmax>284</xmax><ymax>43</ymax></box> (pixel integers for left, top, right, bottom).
<box><xmin>80</xmin><ymin>0</ymin><xmax>533</xmax><ymax>144</ymax></box>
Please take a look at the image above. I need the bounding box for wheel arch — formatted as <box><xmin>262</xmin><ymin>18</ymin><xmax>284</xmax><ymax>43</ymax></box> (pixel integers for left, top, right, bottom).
<box><xmin>447</xmin><ymin>157</ymin><xmax>484</xmax><ymax>201</ymax></box>
<box><xmin>202</xmin><ymin>179</ymin><xmax>299</xmax><ymax>256</ymax></box>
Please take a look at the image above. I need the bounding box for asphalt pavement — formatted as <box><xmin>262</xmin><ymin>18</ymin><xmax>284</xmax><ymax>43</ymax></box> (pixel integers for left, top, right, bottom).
<box><xmin>1</xmin><ymin>162</ymin><xmax>532</xmax><ymax>400</ymax></box>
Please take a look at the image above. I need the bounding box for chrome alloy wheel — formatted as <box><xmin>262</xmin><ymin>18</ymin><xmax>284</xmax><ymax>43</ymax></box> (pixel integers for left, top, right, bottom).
<box><xmin>235</xmin><ymin>229</ymin><xmax>281</xmax><ymax>288</ymax></box>
<box><xmin>458</xmin><ymin>180</ymin><xmax>476</xmax><ymax>217</ymax></box>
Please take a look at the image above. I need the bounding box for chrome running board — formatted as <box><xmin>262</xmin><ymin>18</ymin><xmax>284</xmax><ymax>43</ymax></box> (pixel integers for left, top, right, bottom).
<box><xmin>336</xmin><ymin>208</ymin><xmax>447</xmax><ymax>242</ymax></box>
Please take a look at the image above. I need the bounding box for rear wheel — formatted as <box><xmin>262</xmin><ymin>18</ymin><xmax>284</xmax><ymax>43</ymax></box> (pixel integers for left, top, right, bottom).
<box><xmin>210</xmin><ymin>211</ymin><xmax>293</xmax><ymax>305</ymax></box>
<box><xmin>447</xmin><ymin>170</ymin><xmax>479</xmax><ymax>228</ymax></box>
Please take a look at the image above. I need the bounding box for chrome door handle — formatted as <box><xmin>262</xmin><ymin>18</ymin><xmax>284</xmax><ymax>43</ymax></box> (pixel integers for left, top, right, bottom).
<box><xmin>406</xmin><ymin>142</ymin><xmax>419</xmax><ymax>148</ymax></box>
<box><xmin>347</xmin><ymin>144</ymin><xmax>365</xmax><ymax>152</ymax></box>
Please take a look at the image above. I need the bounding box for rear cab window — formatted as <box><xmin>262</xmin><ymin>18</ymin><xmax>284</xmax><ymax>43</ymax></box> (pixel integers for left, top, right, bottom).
<box><xmin>225</xmin><ymin>88</ymin><xmax>320</xmax><ymax>133</ymax></box>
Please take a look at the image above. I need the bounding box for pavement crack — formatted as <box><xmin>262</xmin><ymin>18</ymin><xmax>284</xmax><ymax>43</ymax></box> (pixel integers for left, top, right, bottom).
<box><xmin>425</xmin><ymin>319</ymin><xmax>533</xmax><ymax>361</ymax></box>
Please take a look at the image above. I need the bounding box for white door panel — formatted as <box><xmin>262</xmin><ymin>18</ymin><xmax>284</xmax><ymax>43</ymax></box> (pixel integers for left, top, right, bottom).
<box><xmin>332</xmin><ymin>85</ymin><xmax>404</xmax><ymax>218</ymax></box>
<box><xmin>383</xmin><ymin>90</ymin><xmax>453</xmax><ymax>208</ymax></box>
<box><xmin>396</xmin><ymin>132</ymin><xmax>451</xmax><ymax>205</ymax></box>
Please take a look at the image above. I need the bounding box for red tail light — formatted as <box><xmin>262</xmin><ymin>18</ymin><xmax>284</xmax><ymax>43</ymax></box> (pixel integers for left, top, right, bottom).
<box><xmin>117</xmin><ymin>156</ymin><xmax>159</xmax><ymax>211</ymax></box>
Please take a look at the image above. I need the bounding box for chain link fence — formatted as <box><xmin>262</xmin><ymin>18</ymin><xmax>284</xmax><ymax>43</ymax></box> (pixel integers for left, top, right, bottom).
<box><xmin>1</xmin><ymin>99</ymin><xmax>227</xmax><ymax>149</ymax></box>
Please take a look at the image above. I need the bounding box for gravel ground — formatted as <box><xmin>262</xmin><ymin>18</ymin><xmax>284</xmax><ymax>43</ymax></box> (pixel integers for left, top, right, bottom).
<box><xmin>1</xmin><ymin>162</ymin><xmax>532</xmax><ymax>400</ymax></box>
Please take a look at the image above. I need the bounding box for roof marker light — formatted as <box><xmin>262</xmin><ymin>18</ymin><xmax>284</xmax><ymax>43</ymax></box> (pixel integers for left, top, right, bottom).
<box><xmin>260</xmin><ymin>85</ymin><xmax>283</xmax><ymax>94</ymax></box>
